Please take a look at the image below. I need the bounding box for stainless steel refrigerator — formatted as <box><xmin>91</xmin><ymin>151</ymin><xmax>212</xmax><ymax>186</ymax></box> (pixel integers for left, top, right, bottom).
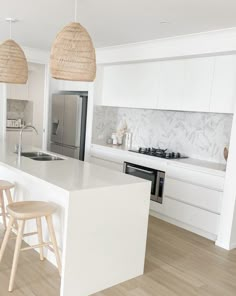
<box><xmin>50</xmin><ymin>93</ymin><xmax>87</xmax><ymax>161</ymax></box>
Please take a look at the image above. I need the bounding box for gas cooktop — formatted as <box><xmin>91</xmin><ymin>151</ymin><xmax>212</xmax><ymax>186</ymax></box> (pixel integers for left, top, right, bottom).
<box><xmin>129</xmin><ymin>147</ymin><xmax>188</xmax><ymax>159</ymax></box>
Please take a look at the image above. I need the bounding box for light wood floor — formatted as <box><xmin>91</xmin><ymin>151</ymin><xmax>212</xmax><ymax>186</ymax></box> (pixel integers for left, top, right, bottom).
<box><xmin>1</xmin><ymin>216</ymin><xmax>236</xmax><ymax>295</ymax></box>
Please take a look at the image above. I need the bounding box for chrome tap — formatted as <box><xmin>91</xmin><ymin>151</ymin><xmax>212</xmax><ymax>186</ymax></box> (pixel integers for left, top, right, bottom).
<box><xmin>17</xmin><ymin>125</ymin><xmax>38</xmax><ymax>160</ymax></box>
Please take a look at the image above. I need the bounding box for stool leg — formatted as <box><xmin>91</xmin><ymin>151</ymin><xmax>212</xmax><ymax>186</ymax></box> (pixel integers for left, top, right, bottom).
<box><xmin>9</xmin><ymin>220</ymin><xmax>25</xmax><ymax>292</ymax></box>
<box><xmin>45</xmin><ymin>215</ymin><xmax>62</xmax><ymax>275</ymax></box>
<box><xmin>36</xmin><ymin>217</ymin><xmax>44</xmax><ymax>261</ymax></box>
<box><xmin>0</xmin><ymin>216</ymin><xmax>14</xmax><ymax>263</ymax></box>
<box><xmin>5</xmin><ymin>189</ymin><xmax>18</xmax><ymax>230</ymax></box>
<box><xmin>5</xmin><ymin>188</ymin><xmax>13</xmax><ymax>204</ymax></box>
<box><xmin>0</xmin><ymin>190</ymin><xmax>7</xmax><ymax>230</ymax></box>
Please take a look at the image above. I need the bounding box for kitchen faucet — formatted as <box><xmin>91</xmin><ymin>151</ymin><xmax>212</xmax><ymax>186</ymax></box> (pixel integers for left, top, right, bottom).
<box><xmin>17</xmin><ymin>124</ymin><xmax>38</xmax><ymax>160</ymax></box>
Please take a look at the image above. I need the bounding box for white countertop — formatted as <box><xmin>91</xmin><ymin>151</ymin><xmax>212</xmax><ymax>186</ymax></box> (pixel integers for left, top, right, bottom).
<box><xmin>91</xmin><ymin>142</ymin><xmax>227</xmax><ymax>176</ymax></box>
<box><xmin>0</xmin><ymin>142</ymin><xmax>146</xmax><ymax>192</ymax></box>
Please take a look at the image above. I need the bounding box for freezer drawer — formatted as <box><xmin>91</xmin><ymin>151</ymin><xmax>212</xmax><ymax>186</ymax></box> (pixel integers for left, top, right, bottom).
<box><xmin>50</xmin><ymin>143</ymin><xmax>80</xmax><ymax>159</ymax></box>
<box><xmin>50</xmin><ymin>143</ymin><xmax>63</xmax><ymax>155</ymax></box>
<box><xmin>62</xmin><ymin>146</ymin><xmax>80</xmax><ymax>159</ymax></box>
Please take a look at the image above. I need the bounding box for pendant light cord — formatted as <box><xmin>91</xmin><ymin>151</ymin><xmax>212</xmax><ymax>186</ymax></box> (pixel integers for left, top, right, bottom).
<box><xmin>9</xmin><ymin>19</ymin><xmax>12</xmax><ymax>39</ymax></box>
<box><xmin>74</xmin><ymin>0</ymin><xmax>78</xmax><ymax>22</ymax></box>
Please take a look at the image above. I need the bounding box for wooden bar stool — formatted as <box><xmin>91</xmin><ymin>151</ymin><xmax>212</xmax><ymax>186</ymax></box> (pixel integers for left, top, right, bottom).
<box><xmin>0</xmin><ymin>201</ymin><xmax>62</xmax><ymax>292</ymax></box>
<box><xmin>0</xmin><ymin>180</ymin><xmax>15</xmax><ymax>230</ymax></box>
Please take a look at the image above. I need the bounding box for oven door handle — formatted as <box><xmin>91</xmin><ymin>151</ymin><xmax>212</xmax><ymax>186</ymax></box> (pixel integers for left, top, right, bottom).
<box><xmin>126</xmin><ymin>165</ymin><xmax>155</xmax><ymax>175</ymax></box>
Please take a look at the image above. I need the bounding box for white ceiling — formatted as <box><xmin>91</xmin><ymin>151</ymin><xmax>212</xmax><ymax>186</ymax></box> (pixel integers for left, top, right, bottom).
<box><xmin>1</xmin><ymin>0</ymin><xmax>236</xmax><ymax>50</ymax></box>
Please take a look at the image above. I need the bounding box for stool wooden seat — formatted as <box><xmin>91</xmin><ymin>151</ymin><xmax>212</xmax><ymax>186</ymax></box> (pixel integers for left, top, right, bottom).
<box><xmin>0</xmin><ymin>180</ymin><xmax>14</xmax><ymax>230</ymax></box>
<box><xmin>0</xmin><ymin>201</ymin><xmax>61</xmax><ymax>292</ymax></box>
<box><xmin>7</xmin><ymin>201</ymin><xmax>57</xmax><ymax>220</ymax></box>
<box><xmin>0</xmin><ymin>180</ymin><xmax>14</xmax><ymax>190</ymax></box>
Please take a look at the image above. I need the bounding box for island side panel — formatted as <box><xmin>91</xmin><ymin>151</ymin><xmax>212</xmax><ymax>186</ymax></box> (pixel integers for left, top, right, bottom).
<box><xmin>62</xmin><ymin>181</ymin><xmax>151</xmax><ymax>296</ymax></box>
<box><xmin>0</xmin><ymin>164</ymin><xmax>69</xmax><ymax>269</ymax></box>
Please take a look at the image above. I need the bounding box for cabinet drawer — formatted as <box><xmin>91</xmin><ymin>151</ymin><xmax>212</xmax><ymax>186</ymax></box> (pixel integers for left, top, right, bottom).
<box><xmin>164</xmin><ymin>177</ymin><xmax>222</xmax><ymax>214</ymax></box>
<box><xmin>150</xmin><ymin>197</ymin><xmax>220</xmax><ymax>235</ymax></box>
<box><xmin>90</xmin><ymin>156</ymin><xmax>123</xmax><ymax>172</ymax></box>
<box><xmin>167</xmin><ymin>164</ymin><xmax>225</xmax><ymax>191</ymax></box>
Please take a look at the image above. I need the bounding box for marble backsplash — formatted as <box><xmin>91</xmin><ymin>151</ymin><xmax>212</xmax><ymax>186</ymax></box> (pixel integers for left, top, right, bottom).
<box><xmin>7</xmin><ymin>99</ymin><xmax>33</xmax><ymax>124</ymax></box>
<box><xmin>92</xmin><ymin>106</ymin><xmax>233</xmax><ymax>164</ymax></box>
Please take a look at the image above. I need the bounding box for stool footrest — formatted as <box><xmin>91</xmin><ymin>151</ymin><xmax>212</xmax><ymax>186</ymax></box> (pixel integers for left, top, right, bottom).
<box><xmin>21</xmin><ymin>242</ymin><xmax>51</xmax><ymax>252</ymax></box>
<box><xmin>9</xmin><ymin>231</ymin><xmax>38</xmax><ymax>240</ymax></box>
<box><xmin>23</xmin><ymin>231</ymin><xmax>38</xmax><ymax>238</ymax></box>
<box><xmin>46</xmin><ymin>244</ymin><xmax>55</xmax><ymax>253</ymax></box>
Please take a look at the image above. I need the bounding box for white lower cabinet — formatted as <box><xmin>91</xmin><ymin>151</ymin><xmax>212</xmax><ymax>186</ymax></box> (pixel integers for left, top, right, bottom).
<box><xmin>164</xmin><ymin>177</ymin><xmax>222</xmax><ymax>214</ymax></box>
<box><xmin>90</xmin><ymin>146</ymin><xmax>225</xmax><ymax>240</ymax></box>
<box><xmin>150</xmin><ymin>198</ymin><xmax>220</xmax><ymax>237</ymax></box>
<box><xmin>167</xmin><ymin>164</ymin><xmax>225</xmax><ymax>191</ymax></box>
<box><xmin>150</xmin><ymin>163</ymin><xmax>224</xmax><ymax>240</ymax></box>
<box><xmin>90</xmin><ymin>155</ymin><xmax>123</xmax><ymax>172</ymax></box>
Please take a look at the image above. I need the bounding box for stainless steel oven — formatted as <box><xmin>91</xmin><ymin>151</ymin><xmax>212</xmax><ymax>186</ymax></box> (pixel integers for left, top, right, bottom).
<box><xmin>123</xmin><ymin>162</ymin><xmax>165</xmax><ymax>204</ymax></box>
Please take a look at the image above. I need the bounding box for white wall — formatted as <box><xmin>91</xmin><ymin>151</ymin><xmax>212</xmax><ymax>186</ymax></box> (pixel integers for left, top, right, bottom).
<box><xmin>216</xmin><ymin>104</ymin><xmax>236</xmax><ymax>249</ymax></box>
<box><xmin>96</xmin><ymin>28</ymin><xmax>236</xmax><ymax>64</ymax></box>
<box><xmin>28</xmin><ymin>63</ymin><xmax>46</xmax><ymax>147</ymax></box>
<box><xmin>230</xmin><ymin>201</ymin><xmax>236</xmax><ymax>248</ymax></box>
<box><xmin>0</xmin><ymin>83</ymin><xmax>7</xmax><ymax>140</ymax></box>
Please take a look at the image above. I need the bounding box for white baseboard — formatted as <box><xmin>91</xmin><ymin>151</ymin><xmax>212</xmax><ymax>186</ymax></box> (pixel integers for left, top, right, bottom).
<box><xmin>149</xmin><ymin>210</ymin><xmax>217</xmax><ymax>241</ymax></box>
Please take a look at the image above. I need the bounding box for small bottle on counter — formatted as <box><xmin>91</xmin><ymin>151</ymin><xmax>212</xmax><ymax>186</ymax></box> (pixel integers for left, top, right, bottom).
<box><xmin>124</xmin><ymin>132</ymin><xmax>133</xmax><ymax>149</ymax></box>
<box><xmin>111</xmin><ymin>133</ymin><xmax>118</xmax><ymax>145</ymax></box>
<box><xmin>117</xmin><ymin>135</ymin><xmax>123</xmax><ymax>145</ymax></box>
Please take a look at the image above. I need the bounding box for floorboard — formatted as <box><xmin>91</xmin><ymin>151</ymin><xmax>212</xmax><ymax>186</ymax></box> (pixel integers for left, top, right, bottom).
<box><xmin>0</xmin><ymin>216</ymin><xmax>235</xmax><ymax>295</ymax></box>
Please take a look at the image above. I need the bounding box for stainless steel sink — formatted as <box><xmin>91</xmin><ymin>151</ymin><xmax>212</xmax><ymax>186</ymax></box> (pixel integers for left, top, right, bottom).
<box><xmin>20</xmin><ymin>152</ymin><xmax>64</xmax><ymax>161</ymax></box>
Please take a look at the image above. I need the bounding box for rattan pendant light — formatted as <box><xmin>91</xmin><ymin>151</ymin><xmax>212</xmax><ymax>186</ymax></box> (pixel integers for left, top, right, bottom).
<box><xmin>0</xmin><ymin>18</ymin><xmax>28</xmax><ymax>84</ymax></box>
<box><xmin>50</xmin><ymin>0</ymin><xmax>96</xmax><ymax>82</ymax></box>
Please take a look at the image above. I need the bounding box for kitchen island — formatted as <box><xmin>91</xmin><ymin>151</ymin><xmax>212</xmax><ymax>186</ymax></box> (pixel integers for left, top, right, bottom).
<box><xmin>0</xmin><ymin>142</ymin><xmax>151</xmax><ymax>296</ymax></box>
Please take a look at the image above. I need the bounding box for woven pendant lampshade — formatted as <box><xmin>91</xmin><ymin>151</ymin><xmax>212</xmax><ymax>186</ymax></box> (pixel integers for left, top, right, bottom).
<box><xmin>0</xmin><ymin>39</ymin><xmax>28</xmax><ymax>84</ymax></box>
<box><xmin>50</xmin><ymin>22</ymin><xmax>96</xmax><ymax>82</ymax></box>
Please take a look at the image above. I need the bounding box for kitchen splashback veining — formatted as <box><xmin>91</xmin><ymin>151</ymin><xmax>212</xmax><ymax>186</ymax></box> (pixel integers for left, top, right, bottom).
<box><xmin>92</xmin><ymin>106</ymin><xmax>233</xmax><ymax>164</ymax></box>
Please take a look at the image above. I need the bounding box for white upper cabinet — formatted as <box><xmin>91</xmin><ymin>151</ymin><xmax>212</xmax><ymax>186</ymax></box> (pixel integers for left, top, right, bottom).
<box><xmin>96</xmin><ymin>54</ymin><xmax>236</xmax><ymax>113</ymax></box>
<box><xmin>182</xmin><ymin>57</ymin><xmax>215</xmax><ymax>112</ymax></box>
<box><xmin>7</xmin><ymin>82</ymin><xmax>29</xmax><ymax>101</ymax></box>
<box><xmin>101</xmin><ymin>62</ymin><xmax>160</xmax><ymax>109</ymax></box>
<box><xmin>158</xmin><ymin>59</ymin><xmax>185</xmax><ymax>111</ymax></box>
<box><xmin>158</xmin><ymin>57</ymin><xmax>215</xmax><ymax>112</ymax></box>
<box><xmin>210</xmin><ymin>55</ymin><xmax>236</xmax><ymax>113</ymax></box>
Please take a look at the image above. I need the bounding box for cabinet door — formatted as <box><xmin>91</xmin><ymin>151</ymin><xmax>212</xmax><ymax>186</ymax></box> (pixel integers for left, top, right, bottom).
<box><xmin>90</xmin><ymin>156</ymin><xmax>123</xmax><ymax>172</ymax></box>
<box><xmin>210</xmin><ymin>55</ymin><xmax>236</xmax><ymax>113</ymax></box>
<box><xmin>102</xmin><ymin>62</ymin><xmax>160</xmax><ymax>109</ymax></box>
<box><xmin>7</xmin><ymin>83</ymin><xmax>28</xmax><ymax>100</ymax></box>
<box><xmin>182</xmin><ymin>57</ymin><xmax>215</xmax><ymax>112</ymax></box>
<box><xmin>6</xmin><ymin>131</ymin><xmax>33</xmax><ymax>146</ymax></box>
<box><xmin>158</xmin><ymin>59</ymin><xmax>185</xmax><ymax>110</ymax></box>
